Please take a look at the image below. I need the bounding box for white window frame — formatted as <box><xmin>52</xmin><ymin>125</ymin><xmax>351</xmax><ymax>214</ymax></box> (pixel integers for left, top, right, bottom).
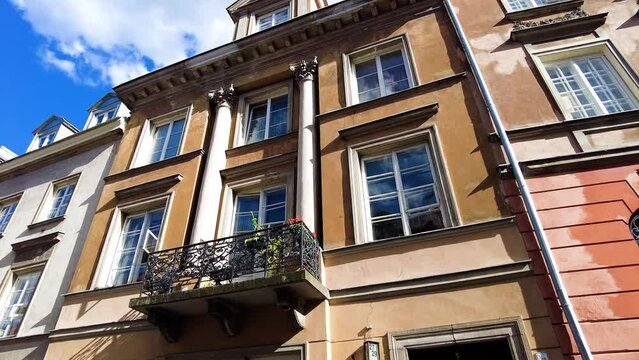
<box><xmin>344</xmin><ymin>35</ymin><xmax>418</xmax><ymax>106</ymax></box>
<box><xmin>256</xmin><ymin>6</ymin><xmax>290</xmax><ymax>31</ymax></box>
<box><xmin>93</xmin><ymin>106</ymin><xmax>119</xmax><ymax>125</ymax></box>
<box><xmin>502</xmin><ymin>0</ymin><xmax>566</xmax><ymax>12</ymax></box>
<box><xmin>32</xmin><ymin>174</ymin><xmax>80</xmax><ymax>224</ymax></box>
<box><xmin>218</xmin><ymin>170</ymin><xmax>295</xmax><ymax>239</ymax></box>
<box><xmin>92</xmin><ymin>194</ymin><xmax>172</xmax><ymax>289</ymax></box>
<box><xmin>348</xmin><ymin>128</ymin><xmax>457</xmax><ymax>244</ymax></box>
<box><xmin>234</xmin><ymin>82</ymin><xmax>293</xmax><ymax>147</ymax></box>
<box><xmin>0</xmin><ymin>193</ymin><xmax>21</xmax><ymax>234</ymax></box>
<box><xmin>36</xmin><ymin>131</ymin><xmax>56</xmax><ymax>149</ymax></box>
<box><xmin>250</xmin><ymin>1</ymin><xmax>293</xmax><ymax>34</ymax></box>
<box><xmin>529</xmin><ymin>39</ymin><xmax>639</xmax><ymax>120</ymax></box>
<box><xmin>0</xmin><ymin>269</ymin><xmax>43</xmax><ymax>339</ymax></box>
<box><xmin>131</xmin><ymin>106</ymin><xmax>192</xmax><ymax>168</ymax></box>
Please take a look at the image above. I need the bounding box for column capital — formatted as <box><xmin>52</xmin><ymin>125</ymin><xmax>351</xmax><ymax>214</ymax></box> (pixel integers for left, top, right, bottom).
<box><xmin>290</xmin><ymin>57</ymin><xmax>318</xmax><ymax>82</ymax></box>
<box><xmin>208</xmin><ymin>84</ymin><xmax>236</xmax><ymax>108</ymax></box>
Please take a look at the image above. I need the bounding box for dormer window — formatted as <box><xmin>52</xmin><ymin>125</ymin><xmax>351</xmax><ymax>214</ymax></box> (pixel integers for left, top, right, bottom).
<box><xmin>37</xmin><ymin>132</ymin><xmax>56</xmax><ymax>148</ymax></box>
<box><xmin>95</xmin><ymin>108</ymin><xmax>117</xmax><ymax>125</ymax></box>
<box><xmin>257</xmin><ymin>6</ymin><xmax>290</xmax><ymax>31</ymax></box>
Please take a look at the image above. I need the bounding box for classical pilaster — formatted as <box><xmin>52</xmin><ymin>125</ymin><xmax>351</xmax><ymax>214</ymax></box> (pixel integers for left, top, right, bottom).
<box><xmin>290</xmin><ymin>57</ymin><xmax>318</xmax><ymax>232</ymax></box>
<box><xmin>190</xmin><ymin>85</ymin><xmax>236</xmax><ymax>243</ymax></box>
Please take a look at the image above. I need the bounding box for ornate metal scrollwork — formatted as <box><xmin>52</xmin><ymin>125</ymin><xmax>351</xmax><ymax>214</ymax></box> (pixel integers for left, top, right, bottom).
<box><xmin>140</xmin><ymin>221</ymin><xmax>322</xmax><ymax>297</ymax></box>
<box><xmin>631</xmin><ymin>211</ymin><xmax>639</xmax><ymax>244</ymax></box>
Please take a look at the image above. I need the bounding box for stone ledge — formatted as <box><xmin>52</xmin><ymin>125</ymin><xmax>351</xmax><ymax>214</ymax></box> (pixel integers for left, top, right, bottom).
<box><xmin>105</xmin><ymin>149</ymin><xmax>203</xmax><ymax>183</ymax></box>
<box><xmin>27</xmin><ymin>215</ymin><xmax>66</xmax><ymax>230</ymax></box>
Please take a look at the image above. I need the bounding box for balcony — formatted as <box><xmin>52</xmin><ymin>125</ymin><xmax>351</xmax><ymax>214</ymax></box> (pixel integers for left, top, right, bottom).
<box><xmin>129</xmin><ymin>220</ymin><xmax>327</xmax><ymax>342</ymax></box>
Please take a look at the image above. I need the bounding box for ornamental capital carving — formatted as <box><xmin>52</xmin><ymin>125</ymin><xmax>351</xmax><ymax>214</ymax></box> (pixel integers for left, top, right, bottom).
<box><xmin>290</xmin><ymin>57</ymin><xmax>318</xmax><ymax>82</ymax></box>
<box><xmin>208</xmin><ymin>84</ymin><xmax>236</xmax><ymax>108</ymax></box>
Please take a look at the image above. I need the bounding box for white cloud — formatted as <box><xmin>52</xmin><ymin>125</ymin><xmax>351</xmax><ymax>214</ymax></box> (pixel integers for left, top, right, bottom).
<box><xmin>41</xmin><ymin>49</ymin><xmax>77</xmax><ymax>80</ymax></box>
<box><xmin>11</xmin><ymin>0</ymin><xmax>237</xmax><ymax>86</ymax></box>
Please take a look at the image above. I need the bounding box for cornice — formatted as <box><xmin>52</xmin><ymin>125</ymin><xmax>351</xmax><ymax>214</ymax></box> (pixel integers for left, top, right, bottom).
<box><xmin>510</xmin><ymin>10</ymin><xmax>608</xmax><ymax>43</ymax></box>
<box><xmin>0</xmin><ymin>118</ymin><xmax>125</xmax><ymax>181</ymax></box>
<box><xmin>220</xmin><ymin>151</ymin><xmax>297</xmax><ymax>179</ymax></box>
<box><xmin>114</xmin><ymin>0</ymin><xmax>437</xmax><ymax>109</ymax></box>
<box><xmin>104</xmin><ymin>149</ymin><xmax>203</xmax><ymax>183</ymax></box>
<box><xmin>338</xmin><ymin>102</ymin><xmax>439</xmax><ymax>139</ymax></box>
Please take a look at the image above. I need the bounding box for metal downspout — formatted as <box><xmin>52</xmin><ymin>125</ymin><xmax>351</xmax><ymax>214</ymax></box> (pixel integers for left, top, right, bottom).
<box><xmin>441</xmin><ymin>1</ymin><xmax>593</xmax><ymax>359</ymax></box>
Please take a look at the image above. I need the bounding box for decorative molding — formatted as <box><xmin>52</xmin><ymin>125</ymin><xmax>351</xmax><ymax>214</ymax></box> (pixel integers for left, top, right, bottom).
<box><xmin>114</xmin><ymin>174</ymin><xmax>183</xmax><ymax>200</ymax></box>
<box><xmin>317</xmin><ymin>72</ymin><xmax>466</xmax><ymax>123</ymax></box>
<box><xmin>338</xmin><ymin>103</ymin><xmax>439</xmax><ymax>139</ymax></box>
<box><xmin>208</xmin><ymin>84</ymin><xmax>237</xmax><ymax>108</ymax></box>
<box><xmin>226</xmin><ymin>131</ymin><xmax>297</xmax><ymax>157</ymax></box>
<box><xmin>220</xmin><ymin>151</ymin><xmax>297</xmax><ymax>179</ymax></box>
<box><xmin>504</xmin><ymin>0</ymin><xmax>583</xmax><ymax>21</ymax></box>
<box><xmin>511</xmin><ymin>10</ymin><xmax>608</xmax><ymax>43</ymax></box>
<box><xmin>48</xmin><ymin>319</ymin><xmax>152</xmax><ymax>341</ymax></box>
<box><xmin>330</xmin><ymin>261</ymin><xmax>532</xmax><ymax>303</ymax></box>
<box><xmin>105</xmin><ymin>149</ymin><xmax>203</xmax><ymax>183</ymax></box>
<box><xmin>11</xmin><ymin>231</ymin><xmax>63</xmax><ymax>253</ymax></box>
<box><xmin>290</xmin><ymin>56</ymin><xmax>318</xmax><ymax>82</ymax></box>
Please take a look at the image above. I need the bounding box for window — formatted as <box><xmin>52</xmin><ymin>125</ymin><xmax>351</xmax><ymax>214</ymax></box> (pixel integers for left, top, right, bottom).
<box><xmin>545</xmin><ymin>55</ymin><xmax>638</xmax><ymax>119</ymax></box>
<box><xmin>132</xmin><ymin>108</ymin><xmax>190</xmax><ymax>168</ymax></box>
<box><xmin>362</xmin><ymin>145</ymin><xmax>444</xmax><ymax>241</ymax></box>
<box><xmin>631</xmin><ymin>211</ymin><xmax>639</xmax><ymax>244</ymax></box>
<box><xmin>0</xmin><ymin>271</ymin><xmax>41</xmax><ymax>338</ymax></box>
<box><xmin>533</xmin><ymin>42</ymin><xmax>639</xmax><ymax>120</ymax></box>
<box><xmin>36</xmin><ymin>132</ymin><xmax>56</xmax><ymax>148</ymax></box>
<box><xmin>234</xmin><ymin>187</ymin><xmax>287</xmax><ymax>234</ymax></box>
<box><xmin>108</xmin><ymin>208</ymin><xmax>165</xmax><ymax>286</ymax></box>
<box><xmin>48</xmin><ymin>182</ymin><xmax>76</xmax><ymax>219</ymax></box>
<box><xmin>150</xmin><ymin>118</ymin><xmax>185</xmax><ymax>163</ymax></box>
<box><xmin>347</xmin><ymin>38</ymin><xmax>415</xmax><ymax>104</ymax></box>
<box><xmin>0</xmin><ymin>200</ymin><xmax>18</xmax><ymax>233</ymax></box>
<box><xmin>95</xmin><ymin>108</ymin><xmax>117</xmax><ymax>125</ymax></box>
<box><xmin>257</xmin><ymin>7</ymin><xmax>289</xmax><ymax>31</ymax></box>
<box><xmin>245</xmin><ymin>95</ymin><xmax>289</xmax><ymax>144</ymax></box>
<box><xmin>505</xmin><ymin>0</ymin><xmax>564</xmax><ymax>11</ymax></box>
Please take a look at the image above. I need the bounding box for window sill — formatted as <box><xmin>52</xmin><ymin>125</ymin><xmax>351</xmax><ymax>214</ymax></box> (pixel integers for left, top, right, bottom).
<box><xmin>504</xmin><ymin>0</ymin><xmax>583</xmax><ymax>21</ymax></box>
<box><xmin>510</xmin><ymin>11</ymin><xmax>608</xmax><ymax>44</ymax></box>
<box><xmin>63</xmin><ymin>282</ymin><xmax>142</xmax><ymax>300</ymax></box>
<box><xmin>27</xmin><ymin>215</ymin><xmax>66</xmax><ymax>230</ymax></box>
<box><xmin>226</xmin><ymin>132</ymin><xmax>297</xmax><ymax>157</ymax></box>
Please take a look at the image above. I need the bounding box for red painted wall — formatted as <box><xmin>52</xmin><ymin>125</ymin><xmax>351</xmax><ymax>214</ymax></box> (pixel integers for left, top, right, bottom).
<box><xmin>504</xmin><ymin>164</ymin><xmax>639</xmax><ymax>359</ymax></box>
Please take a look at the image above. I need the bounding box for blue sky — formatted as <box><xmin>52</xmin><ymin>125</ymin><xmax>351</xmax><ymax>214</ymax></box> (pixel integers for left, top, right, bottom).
<box><xmin>1</xmin><ymin>0</ymin><xmax>340</xmax><ymax>156</ymax></box>
<box><xmin>0</xmin><ymin>0</ymin><xmax>237</xmax><ymax>155</ymax></box>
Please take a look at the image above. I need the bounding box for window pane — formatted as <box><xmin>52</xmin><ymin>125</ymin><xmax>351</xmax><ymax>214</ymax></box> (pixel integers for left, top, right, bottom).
<box><xmin>264</xmin><ymin>205</ymin><xmax>286</xmax><ymax>225</ymax></box>
<box><xmin>273</xmin><ymin>8</ymin><xmax>289</xmax><ymax>25</ymax></box>
<box><xmin>575</xmin><ymin>56</ymin><xmax>638</xmax><ymax>114</ymax></box>
<box><xmin>381</xmin><ymin>51</ymin><xmax>409</xmax><ymax>94</ymax></box>
<box><xmin>235</xmin><ymin>195</ymin><xmax>260</xmax><ymax>233</ymax></box>
<box><xmin>48</xmin><ymin>184</ymin><xmax>75</xmax><ymax>219</ymax></box>
<box><xmin>163</xmin><ymin>119</ymin><xmax>185</xmax><ymax>159</ymax></box>
<box><xmin>268</xmin><ymin>95</ymin><xmax>288</xmax><ymax>138</ymax></box>
<box><xmin>356</xmin><ymin>59</ymin><xmax>381</xmax><ymax>102</ymax></box>
<box><xmin>150</xmin><ymin>123</ymin><xmax>170</xmax><ymax>162</ymax></box>
<box><xmin>369</xmin><ymin>196</ymin><xmax>401</xmax><ymax>217</ymax></box>
<box><xmin>408</xmin><ymin>211</ymin><xmax>444</xmax><ymax>234</ymax></box>
<box><xmin>396</xmin><ymin>147</ymin><xmax>429</xmax><ymax>170</ymax></box>
<box><xmin>404</xmin><ymin>186</ymin><xmax>438</xmax><ymax>210</ymax></box>
<box><xmin>372</xmin><ymin>218</ymin><xmax>404</xmax><ymax>240</ymax></box>
<box><xmin>265</xmin><ymin>188</ymin><xmax>286</xmax><ymax>206</ymax></box>
<box><xmin>246</xmin><ymin>103</ymin><xmax>268</xmax><ymax>143</ymax></box>
<box><xmin>258</xmin><ymin>15</ymin><xmax>273</xmax><ymax>31</ymax></box>
<box><xmin>0</xmin><ymin>203</ymin><xmax>17</xmax><ymax>232</ymax></box>
<box><xmin>367</xmin><ymin>176</ymin><xmax>397</xmax><ymax>196</ymax></box>
<box><xmin>364</xmin><ymin>156</ymin><xmax>393</xmax><ymax>177</ymax></box>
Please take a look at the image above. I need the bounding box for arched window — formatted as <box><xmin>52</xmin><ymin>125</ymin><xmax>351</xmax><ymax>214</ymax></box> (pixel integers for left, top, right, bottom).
<box><xmin>631</xmin><ymin>211</ymin><xmax>639</xmax><ymax>243</ymax></box>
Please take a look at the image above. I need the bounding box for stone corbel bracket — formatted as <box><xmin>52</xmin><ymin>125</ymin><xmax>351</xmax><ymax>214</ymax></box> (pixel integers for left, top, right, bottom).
<box><xmin>511</xmin><ymin>9</ymin><xmax>608</xmax><ymax>43</ymax></box>
<box><xmin>147</xmin><ymin>309</ymin><xmax>182</xmax><ymax>343</ymax></box>
<box><xmin>275</xmin><ymin>287</ymin><xmax>306</xmax><ymax>329</ymax></box>
<box><xmin>208</xmin><ymin>300</ymin><xmax>244</xmax><ymax>337</ymax></box>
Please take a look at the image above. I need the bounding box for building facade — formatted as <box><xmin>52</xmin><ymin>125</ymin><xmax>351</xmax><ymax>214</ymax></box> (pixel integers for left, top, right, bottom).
<box><xmin>450</xmin><ymin>0</ymin><xmax>639</xmax><ymax>358</ymax></box>
<box><xmin>35</xmin><ymin>0</ymin><xmax>597</xmax><ymax>359</ymax></box>
<box><xmin>0</xmin><ymin>112</ymin><xmax>124</xmax><ymax>359</ymax></box>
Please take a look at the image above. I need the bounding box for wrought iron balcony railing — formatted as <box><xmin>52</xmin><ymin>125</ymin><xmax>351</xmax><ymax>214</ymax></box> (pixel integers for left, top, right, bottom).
<box><xmin>141</xmin><ymin>221</ymin><xmax>322</xmax><ymax>297</ymax></box>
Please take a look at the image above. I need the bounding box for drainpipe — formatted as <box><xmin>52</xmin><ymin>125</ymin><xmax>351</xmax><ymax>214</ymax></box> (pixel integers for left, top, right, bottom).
<box><xmin>442</xmin><ymin>1</ymin><xmax>593</xmax><ymax>359</ymax></box>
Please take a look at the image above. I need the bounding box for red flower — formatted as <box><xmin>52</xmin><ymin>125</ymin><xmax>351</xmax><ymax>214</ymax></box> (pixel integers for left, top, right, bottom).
<box><xmin>311</xmin><ymin>232</ymin><xmax>317</xmax><ymax>238</ymax></box>
<box><xmin>287</xmin><ymin>217</ymin><xmax>302</xmax><ymax>224</ymax></box>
